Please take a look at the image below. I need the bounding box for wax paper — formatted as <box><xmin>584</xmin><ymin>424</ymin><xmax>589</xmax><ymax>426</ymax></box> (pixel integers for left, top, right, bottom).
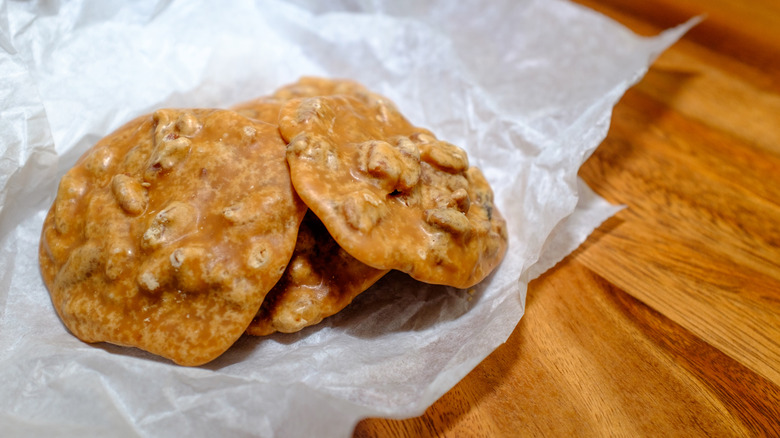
<box><xmin>0</xmin><ymin>0</ymin><xmax>695</xmax><ymax>436</ymax></box>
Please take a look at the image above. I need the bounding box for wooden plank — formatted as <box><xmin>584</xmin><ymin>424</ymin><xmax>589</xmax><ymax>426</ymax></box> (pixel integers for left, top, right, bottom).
<box><xmin>356</xmin><ymin>259</ymin><xmax>779</xmax><ymax>436</ymax></box>
<box><xmin>577</xmin><ymin>69</ymin><xmax>780</xmax><ymax>386</ymax></box>
<box><xmin>601</xmin><ymin>88</ymin><xmax>780</xmax><ymax>205</ymax></box>
<box><xmin>572</xmin><ymin>0</ymin><xmax>780</xmax><ymax>80</ymax></box>
<box><xmin>580</xmin><ymin>90</ymin><xmax>780</xmax><ymax>280</ymax></box>
<box><xmin>577</xmin><ymin>219</ymin><xmax>780</xmax><ymax>384</ymax></box>
<box><xmin>635</xmin><ymin>53</ymin><xmax>780</xmax><ymax>157</ymax></box>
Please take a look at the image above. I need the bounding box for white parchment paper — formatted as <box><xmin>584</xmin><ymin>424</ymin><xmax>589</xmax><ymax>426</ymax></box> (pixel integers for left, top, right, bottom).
<box><xmin>0</xmin><ymin>1</ymin><xmax>695</xmax><ymax>436</ymax></box>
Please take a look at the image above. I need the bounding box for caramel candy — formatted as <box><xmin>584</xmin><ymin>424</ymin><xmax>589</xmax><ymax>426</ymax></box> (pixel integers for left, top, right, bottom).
<box><xmin>234</xmin><ymin>79</ymin><xmax>394</xmax><ymax>336</ymax></box>
<box><xmin>247</xmin><ymin>211</ymin><xmax>388</xmax><ymax>336</ymax></box>
<box><xmin>280</xmin><ymin>95</ymin><xmax>508</xmax><ymax>289</ymax></box>
<box><xmin>39</xmin><ymin>109</ymin><xmax>306</xmax><ymax>366</ymax></box>
<box><xmin>232</xmin><ymin>96</ymin><xmax>283</xmax><ymax>124</ymax></box>
<box><xmin>232</xmin><ymin>76</ymin><xmax>395</xmax><ymax>123</ymax></box>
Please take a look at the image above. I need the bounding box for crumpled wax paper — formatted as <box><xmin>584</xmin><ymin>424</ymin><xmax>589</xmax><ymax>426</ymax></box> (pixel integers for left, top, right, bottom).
<box><xmin>0</xmin><ymin>0</ymin><xmax>696</xmax><ymax>436</ymax></box>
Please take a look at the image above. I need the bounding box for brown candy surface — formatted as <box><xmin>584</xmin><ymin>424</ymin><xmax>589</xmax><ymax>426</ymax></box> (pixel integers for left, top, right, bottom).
<box><xmin>247</xmin><ymin>211</ymin><xmax>389</xmax><ymax>336</ymax></box>
<box><xmin>234</xmin><ymin>78</ymin><xmax>396</xmax><ymax>336</ymax></box>
<box><xmin>39</xmin><ymin>108</ymin><xmax>306</xmax><ymax>366</ymax></box>
<box><xmin>232</xmin><ymin>76</ymin><xmax>394</xmax><ymax>123</ymax></box>
<box><xmin>279</xmin><ymin>95</ymin><xmax>508</xmax><ymax>289</ymax></box>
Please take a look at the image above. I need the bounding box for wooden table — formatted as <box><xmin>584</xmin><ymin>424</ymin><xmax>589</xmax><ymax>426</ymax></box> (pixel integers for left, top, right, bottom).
<box><xmin>355</xmin><ymin>0</ymin><xmax>780</xmax><ymax>435</ymax></box>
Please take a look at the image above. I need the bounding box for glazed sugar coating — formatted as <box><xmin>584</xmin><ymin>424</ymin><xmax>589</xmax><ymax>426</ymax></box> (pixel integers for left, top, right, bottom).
<box><xmin>247</xmin><ymin>211</ymin><xmax>389</xmax><ymax>336</ymax></box>
<box><xmin>39</xmin><ymin>109</ymin><xmax>306</xmax><ymax>366</ymax></box>
<box><xmin>232</xmin><ymin>76</ymin><xmax>396</xmax><ymax>123</ymax></box>
<box><xmin>280</xmin><ymin>95</ymin><xmax>508</xmax><ymax>289</ymax></box>
<box><xmin>233</xmin><ymin>78</ymin><xmax>394</xmax><ymax>336</ymax></box>
<box><xmin>271</xmin><ymin>76</ymin><xmax>393</xmax><ymax>108</ymax></box>
<box><xmin>232</xmin><ymin>96</ymin><xmax>283</xmax><ymax>124</ymax></box>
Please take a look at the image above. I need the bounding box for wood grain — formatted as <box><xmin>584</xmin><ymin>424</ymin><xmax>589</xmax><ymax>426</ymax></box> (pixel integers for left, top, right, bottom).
<box><xmin>356</xmin><ymin>0</ymin><xmax>780</xmax><ymax>435</ymax></box>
